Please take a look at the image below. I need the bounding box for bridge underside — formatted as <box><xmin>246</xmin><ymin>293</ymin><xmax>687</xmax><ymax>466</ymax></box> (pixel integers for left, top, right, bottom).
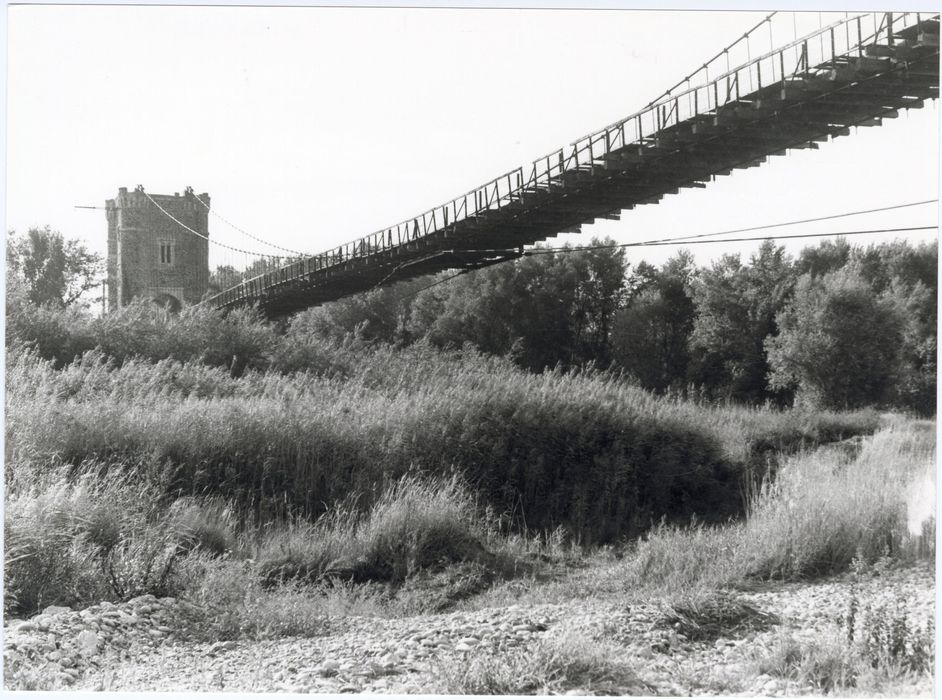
<box><xmin>212</xmin><ymin>17</ymin><xmax>938</xmax><ymax>318</ymax></box>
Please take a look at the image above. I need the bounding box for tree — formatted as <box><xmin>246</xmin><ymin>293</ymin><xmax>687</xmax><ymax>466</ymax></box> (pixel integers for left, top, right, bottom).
<box><xmin>290</xmin><ymin>277</ymin><xmax>431</xmax><ymax>344</ymax></box>
<box><xmin>410</xmin><ymin>240</ymin><xmax>628</xmax><ymax>371</ymax></box>
<box><xmin>794</xmin><ymin>237</ymin><xmax>852</xmax><ymax>279</ymax></box>
<box><xmin>884</xmin><ymin>278</ymin><xmax>937</xmax><ymax>415</ymax></box>
<box><xmin>566</xmin><ymin>244</ymin><xmax>629</xmax><ymax>365</ymax></box>
<box><xmin>766</xmin><ymin>269</ymin><xmax>904</xmax><ymax>410</ymax></box>
<box><xmin>688</xmin><ymin>241</ymin><xmax>795</xmax><ymax>404</ymax></box>
<box><xmin>6</xmin><ymin>227</ymin><xmax>102</xmax><ymax>308</ymax></box>
<box><xmin>611</xmin><ymin>250</ymin><xmax>696</xmax><ymax>392</ymax></box>
<box><xmin>208</xmin><ymin>265</ymin><xmax>241</xmax><ymax>293</ymax></box>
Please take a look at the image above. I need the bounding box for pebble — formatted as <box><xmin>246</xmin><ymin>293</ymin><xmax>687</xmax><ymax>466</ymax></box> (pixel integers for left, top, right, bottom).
<box><xmin>43</xmin><ymin>605</ymin><xmax>72</xmax><ymax>616</ymax></box>
<box><xmin>3</xmin><ymin>591</ymin><xmax>203</xmax><ymax>690</ymax></box>
<box><xmin>4</xmin><ymin>561</ymin><xmax>934</xmax><ymax>695</ymax></box>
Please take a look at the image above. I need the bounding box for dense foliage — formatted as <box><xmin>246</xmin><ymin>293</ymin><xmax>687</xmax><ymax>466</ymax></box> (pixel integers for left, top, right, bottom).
<box><xmin>5</xmin><ymin>231</ymin><xmax>931</xmax><ymax>629</ymax></box>
<box><xmin>7</xmin><ymin>226</ymin><xmax>103</xmax><ymax>308</ymax></box>
<box><xmin>7</xmin><ymin>341</ymin><xmax>879</xmax><ymax>542</ymax></box>
<box><xmin>11</xmin><ymin>234</ymin><xmax>934</xmax><ymax>413</ymax></box>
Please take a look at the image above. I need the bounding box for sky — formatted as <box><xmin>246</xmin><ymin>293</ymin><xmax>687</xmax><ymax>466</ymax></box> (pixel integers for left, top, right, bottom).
<box><xmin>5</xmin><ymin>3</ymin><xmax>939</xmax><ymax>278</ymax></box>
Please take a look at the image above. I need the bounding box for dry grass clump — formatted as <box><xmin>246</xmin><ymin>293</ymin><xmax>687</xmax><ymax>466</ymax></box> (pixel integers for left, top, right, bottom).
<box><xmin>757</xmin><ymin>634</ymin><xmax>859</xmax><ymax>693</ymax></box>
<box><xmin>186</xmin><ymin>557</ymin><xmax>377</xmax><ymax>640</ymax></box>
<box><xmin>433</xmin><ymin>632</ymin><xmax>652</xmax><ymax>695</ymax></box>
<box><xmin>166</xmin><ymin>497</ymin><xmax>238</xmax><ymax>557</ymax></box>
<box><xmin>4</xmin><ymin>469</ymin><xmax>495</xmax><ymax>623</ymax></box>
<box><xmin>659</xmin><ymin>591</ymin><xmax>779</xmax><ymax>642</ymax></box>
<box><xmin>256</xmin><ymin>474</ymin><xmax>490</xmax><ymax>586</ymax></box>
<box><xmin>352</xmin><ymin>474</ymin><xmax>489</xmax><ymax>581</ymax></box>
<box><xmin>3</xmin><ymin>467</ymin><xmax>236</xmax><ymax>617</ymax></box>
<box><xmin>169</xmin><ymin>474</ymin><xmax>501</xmax><ymax>636</ymax></box>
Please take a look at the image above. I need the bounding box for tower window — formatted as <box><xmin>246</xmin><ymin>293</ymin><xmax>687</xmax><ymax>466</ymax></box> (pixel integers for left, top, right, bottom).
<box><xmin>159</xmin><ymin>242</ymin><xmax>173</xmax><ymax>265</ymax></box>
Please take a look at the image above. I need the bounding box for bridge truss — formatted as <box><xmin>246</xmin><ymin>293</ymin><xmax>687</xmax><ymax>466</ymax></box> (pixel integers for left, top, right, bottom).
<box><xmin>207</xmin><ymin>11</ymin><xmax>939</xmax><ymax>318</ymax></box>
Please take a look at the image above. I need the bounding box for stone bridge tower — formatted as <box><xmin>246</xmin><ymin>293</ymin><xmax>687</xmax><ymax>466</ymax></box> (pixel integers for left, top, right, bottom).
<box><xmin>105</xmin><ymin>186</ymin><xmax>210</xmax><ymax>312</ymax></box>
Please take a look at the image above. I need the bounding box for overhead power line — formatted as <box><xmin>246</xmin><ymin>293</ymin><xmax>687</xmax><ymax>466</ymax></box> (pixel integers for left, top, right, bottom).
<box><xmin>624</xmin><ymin>198</ymin><xmax>937</xmax><ymax>248</ymax></box>
<box><xmin>190</xmin><ymin>192</ymin><xmax>311</xmax><ymax>257</ymax></box>
<box><xmin>397</xmin><ymin>224</ymin><xmax>937</xmax><ymax>302</ymax></box>
<box><xmin>528</xmin><ymin>226</ymin><xmax>937</xmax><ymax>256</ymax></box>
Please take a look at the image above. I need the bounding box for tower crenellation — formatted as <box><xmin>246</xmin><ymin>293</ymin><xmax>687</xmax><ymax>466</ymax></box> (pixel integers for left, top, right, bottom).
<box><xmin>105</xmin><ymin>186</ymin><xmax>210</xmax><ymax>312</ymax></box>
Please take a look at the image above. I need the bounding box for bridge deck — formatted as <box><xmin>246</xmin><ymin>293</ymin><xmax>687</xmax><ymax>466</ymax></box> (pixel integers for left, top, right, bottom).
<box><xmin>209</xmin><ymin>12</ymin><xmax>939</xmax><ymax>318</ymax></box>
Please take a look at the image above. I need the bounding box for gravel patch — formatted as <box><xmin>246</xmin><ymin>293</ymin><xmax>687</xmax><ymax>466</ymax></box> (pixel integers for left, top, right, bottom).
<box><xmin>4</xmin><ymin>563</ymin><xmax>934</xmax><ymax>695</ymax></box>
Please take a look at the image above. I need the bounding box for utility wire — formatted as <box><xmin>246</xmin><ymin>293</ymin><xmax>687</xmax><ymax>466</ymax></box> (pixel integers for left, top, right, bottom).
<box><xmin>592</xmin><ymin>198</ymin><xmax>936</xmax><ymax>249</ymax></box>
<box><xmin>220</xmin><ymin>200</ymin><xmax>938</xmax><ymax>299</ymax></box>
<box><xmin>527</xmin><ymin>226</ymin><xmax>936</xmax><ymax>256</ymax></box>
<box><xmin>191</xmin><ymin>195</ymin><xmax>936</xmax><ymax>296</ymax></box>
<box><xmin>190</xmin><ymin>192</ymin><xmax>310</xmax><ymax>257</ymax></box>
<box><xmin>397</xmin><ymin>224</ymin><xmax>936</xmax><ymax>302</ymax></box>
<box><xmin>375</xmin><ymin>200</ymin><xmax>936</xmax><ymax>295</ymax></box>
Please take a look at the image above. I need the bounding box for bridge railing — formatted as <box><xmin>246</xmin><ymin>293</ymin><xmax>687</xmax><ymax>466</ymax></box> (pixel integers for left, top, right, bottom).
<box><xmin>211</xmin><ymin>11</ymin><xmax>931</xmax><ymax>309</ymax></box>
<box><xmin>566</xmin><ymin>12</ymin><xmax>924</xmax><ymax>174</ymax></box>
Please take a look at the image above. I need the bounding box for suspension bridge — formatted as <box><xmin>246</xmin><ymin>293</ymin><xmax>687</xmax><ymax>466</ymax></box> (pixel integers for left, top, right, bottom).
<box><xmin>192</xmin><ymin>11</ymin><xmax>938</xmax><ymax>318</ymax></box>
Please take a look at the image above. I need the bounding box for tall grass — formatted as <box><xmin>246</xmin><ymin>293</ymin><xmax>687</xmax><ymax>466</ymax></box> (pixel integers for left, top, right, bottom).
<box><xmin>432</xmin><ymin>632</ymin><xmax>651</xmax><ymax>695</ymax></box>
<box><xmin>3</xmin><ymin>466</ymin><xmax>229</xmax><ymax>616</ymax></box>
<box><xmin>4</xmin><ymin>467</ymin><xmax>496</xmax><ymax>621</ymax></box>
<box><xmin>6</xmin><ymin>341</ymin><xmax>879</xmax><ymax>544</ymax></box>
<box><xmin>254</xmin><ymin>473</ymin><xmax>489</xmax><ymax>585</ymax></box>
<box><xmin>622</xmin><ymin>419</ymin><xmax>936</xmax><ymax>596</ymax></box>
<box><xmin>741</xmin><ymin>420</ymin><xmax>935</xmax><ymax>579</ymax></box>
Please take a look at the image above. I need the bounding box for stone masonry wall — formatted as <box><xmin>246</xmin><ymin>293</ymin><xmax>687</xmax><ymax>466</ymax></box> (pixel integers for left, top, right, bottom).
<box><xmin>105</xmin><ymin>187</ymin><xmax>210</xmax><ymax>310</ymax></box>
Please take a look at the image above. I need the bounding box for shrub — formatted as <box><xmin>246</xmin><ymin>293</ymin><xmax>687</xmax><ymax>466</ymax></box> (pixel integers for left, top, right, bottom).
<box><xmin>756</xmin><ymin>607</ymin><xmax>934</xmax><ymax>696</ymax></box>
<box><xmin>841</xmin><ymin>591</ymin><xmax>935</xmax><ymax>675</ymax></box>
<box><xmin>5</xmin><ymin>302</ymin><xmax>96</xmax><ymax>367</ymax></box>
<box><xmin>6</xmin><ymin>297</ymin><xmax>279</xmax><ymax>373</ymax></box>
<box><xmin>256</xmin><ymin>473</ymin><xmax>489</xmax><ymax>586</ymax></box>
<box><xmin>353</xmin><ymin>474</ymin><xmax>489</xmax><ymax>582</ymax></box>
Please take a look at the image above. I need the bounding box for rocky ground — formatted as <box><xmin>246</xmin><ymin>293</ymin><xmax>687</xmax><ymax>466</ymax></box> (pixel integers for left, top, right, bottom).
<box><xmin>4</xmin><ymin>562</ymin><xmax>934</xmax><ymax>695</ymax></box>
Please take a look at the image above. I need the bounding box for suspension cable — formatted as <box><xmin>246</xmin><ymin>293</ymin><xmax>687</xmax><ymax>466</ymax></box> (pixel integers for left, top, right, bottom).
<box><xmin>644</xmin><ymin>11</ymin><xmax>777</xmax><ymax>109</ymax></box>
<box><xmin>143</xmin><ymin>191</ymin><xmax>286</xmax><ymax>259</ymax></box>
<box><xmin>190</xmin><ymin>191</ymin><xmax>311</xmax><ymax>257</ymax></box>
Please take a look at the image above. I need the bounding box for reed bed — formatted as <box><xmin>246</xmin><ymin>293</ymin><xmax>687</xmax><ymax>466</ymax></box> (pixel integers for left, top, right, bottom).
<box><xmin>6</xmin><ymin>343</ymin><xmax>879</xmax><ymax>542</ymax></box>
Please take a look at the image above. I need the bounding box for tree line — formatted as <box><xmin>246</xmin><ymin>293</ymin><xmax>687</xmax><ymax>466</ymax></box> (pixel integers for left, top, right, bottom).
<box><xmin>288</xmin><ymin>236</ymin><xmax>937</xmax><ymax>414</ymax></box>
<box><xmin>7</xmin><ymin>226</ymin><xmax>937</xmax><ymax>414</ymax></box>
